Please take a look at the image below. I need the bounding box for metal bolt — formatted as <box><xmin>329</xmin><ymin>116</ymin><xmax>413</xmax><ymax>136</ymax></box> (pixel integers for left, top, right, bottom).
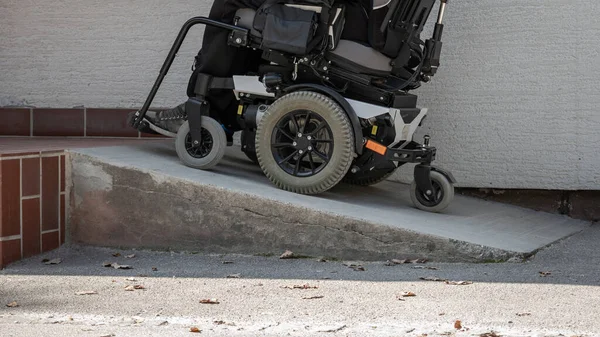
<box><xmin>307</xmin><ymin>136</ymin><xmax>312</xmax><ymax>140</ymax></box>
<box><xmin>235</xmin><ymin>38</ymin><xmax>242</xmax><ymax>44</ymax></box>
<box><xmin>323</xmin><ymin>66</ymin><xmax>328</xmax><ymax>71</ymax></box>
<box><xmin>297</xmin><ymin>133</ymin><xmax>303</xmax><ymax>137</ymax></box>
<box><xmin>380</xmin><ymin>97</ymin><xmax>385</xmax><ymax>101</ymax></box>
<box><xmin>351</xmin><ymin>168</ymin><xmax>359</xmax><ymax>174</ymax></box>
<box><xmin>426</xmin><ymin>190</ymin><xmax>433</xmax><ymax>196</ymax></box>
<box><xmin>308</xmin><ymin>146</ymin><xmax>313</xmax><ymax>151</ymax></box>
<box><xmin>193</xmin><ymin>140</ymin><xmax>199</xmax><ymax>145</ymax></box>
<box><xmin>299</xmin><ymin>150</ymin><xmax>304</xmax><ymax>154</ymax></box>
<box><xmin>293</xmin><ymin>142</ymin><xmax>298</xmax><ymax>146</ymax></box>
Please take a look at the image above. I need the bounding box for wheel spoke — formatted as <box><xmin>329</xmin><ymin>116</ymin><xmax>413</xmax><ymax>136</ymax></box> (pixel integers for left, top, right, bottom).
<box><xmin>300</xmin><ymin>111</ymin><xmax>312</xmax><ymax>134</ymax></box>
<box><xmin>308</xmin><ymin>152</ymin><xmax>316</xmax><ymax>174</ymax></box>
<box><xmin>276</xmin><ymin>126</ymin><xmax>295</xmax><ymax>141</ymax></box>
<box><xmin>272</xmin><ymin>142</ymin><xmax>294</xmax><ymax>149</ymax></box>
<box><xmin>308</xmin><ymin>122</ymin><xmax>326</xmax><ymax>136</ymax></box>
<box><xmin>293</xmin><ymin>152</ymin><xmax>307</xmax><ymax>176</ymax></box>
<box><xmin>313</xmin><ymin>149</ymin><xmax>329</xmax><ymax>162</ymax></box>
<box><xmin>278</xmin><ymin>150</ymin><xmax>299</xmax><ymax>165</ymax></box>
<box><xmin>290</xmin><ymin>114</ymin><xmax>300</xmax><ymax>134</ymax></box>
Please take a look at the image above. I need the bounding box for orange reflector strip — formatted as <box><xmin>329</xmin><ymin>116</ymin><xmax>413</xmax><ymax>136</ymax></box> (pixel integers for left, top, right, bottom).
<box><xmin>366</xmin><ymin>140</ymin><xmax>387</xmax><ymax>155</ymax></box>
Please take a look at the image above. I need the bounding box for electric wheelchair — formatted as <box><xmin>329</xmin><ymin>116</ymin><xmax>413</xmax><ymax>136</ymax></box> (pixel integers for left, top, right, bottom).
<box><xmin>129</xmin><ymin>0</ymin><xmax>456</xmax><ymax>212</ymax></box>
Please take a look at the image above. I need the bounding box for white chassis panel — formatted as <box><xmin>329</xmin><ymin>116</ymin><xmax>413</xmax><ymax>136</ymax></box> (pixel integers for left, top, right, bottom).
<box><xmin>233</xmin><ymin>75</ymin><xmax>428</xmax><ymax>147</ymax></box>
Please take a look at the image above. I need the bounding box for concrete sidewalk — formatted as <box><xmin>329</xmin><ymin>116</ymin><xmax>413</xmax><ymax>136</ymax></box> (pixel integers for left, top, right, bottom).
<box><xmin>67</xmin><ymin>141</ymin><xmax>589</xmax><ymax>262</ymax></box>
<box><xmin>1</xmin><ymin>224</ymin><xmax>600</xmax><ymax>337</ymax></box>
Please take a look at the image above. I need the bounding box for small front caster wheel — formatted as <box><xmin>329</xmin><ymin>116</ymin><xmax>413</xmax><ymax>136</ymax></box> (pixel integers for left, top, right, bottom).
<box><xmin>175</xmin><ymin>118</ymin><xmax>226</xmax><ymax>170</ymax></box>
<box><xmin>410</xmin><ymin>171</ymin><xmax>454</xmax><ymax>213</ymax></box>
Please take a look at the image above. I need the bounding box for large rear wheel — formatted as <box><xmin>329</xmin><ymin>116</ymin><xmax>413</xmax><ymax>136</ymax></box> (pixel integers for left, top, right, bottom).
<box><xmin>256</xmin><ymin>91</ymin><xmax>355</xmax><ymax>195</ymax></box>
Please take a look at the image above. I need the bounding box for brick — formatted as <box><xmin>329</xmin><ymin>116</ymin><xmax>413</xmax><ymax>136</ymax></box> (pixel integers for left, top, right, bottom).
<box><xmin>86</xmin><ymin>108</ymin><xmax>139</xmax><ymax>137</ymax></box>
<box><xmin>41</xmin><ymin>157</ymin><xmax>59</xmax><ymax>231</ymax></box>
<box><xmin>22</xmin><ymin>198</ymin><xmax>41</xmax><ymax>258</ymax></box>
<box><xmin>60</xmin><ymin>155</ymin><xmax>66</xmax><ymax>192</ymax></box>
<box><xmin>0</xmin><ymin>159</ymin><xmax>21</xmax><ymax>237</ymax></box>
<box><xmin>0</xmin><ymin>108</ymin><xmax>30</xmax><ymax>136</ymax></box>
<box><xmin>41</xmin><ymin>231</ymin><xmax>59</xmax><ymax>253</ymax></box>
<box><xmin>0</xmin><ymin>239</ymin><xmax>21</xmax><ymax>269</ymax></box>
<box><xmin>33</xmin><ymin>108</ymin><xmax>84</xmax><ymax>137</ymax></box>
<box><xmin>22</xmin><ymin>157</ymin><xmax>40</xmax><ymax>196</ymax></box>
<box><xmin>60</xmin><ymin>194</ymin><xmax>65</xmax><ymax>245</ymax></box>
<box><xmin>569</xmin><ymin>191</ymin><xmax>600</xmax><ymax>222</ymax></box>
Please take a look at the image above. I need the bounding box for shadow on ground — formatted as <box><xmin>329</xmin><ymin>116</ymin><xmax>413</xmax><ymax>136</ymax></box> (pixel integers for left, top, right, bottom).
<box><xmin>2</xmin><ymin>224</ymin><xmax>599</xmax><ymax>286</ymax></box>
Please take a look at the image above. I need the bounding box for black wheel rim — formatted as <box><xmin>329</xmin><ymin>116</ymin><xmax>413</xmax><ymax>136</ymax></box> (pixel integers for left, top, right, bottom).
<box><xmin>184</xmin><ymin>128</ymin><xmax>213</xmax><ymax>158</ymax></box>
<box><xmin>415</xmin><ymin>180</ymin><xmax>444</xmax><ymax>207</ymax></box>
<box><xmin>271</xmin><ymin>109</ymin><xmax>334</xmax><ymax>177</ymax></box>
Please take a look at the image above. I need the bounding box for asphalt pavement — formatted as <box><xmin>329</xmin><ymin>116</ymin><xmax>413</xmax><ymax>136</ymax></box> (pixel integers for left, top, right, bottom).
<box><xmin>1</xmin><ymin>223</ymin><xmax>598</xmax><ymax>337</ymax></box>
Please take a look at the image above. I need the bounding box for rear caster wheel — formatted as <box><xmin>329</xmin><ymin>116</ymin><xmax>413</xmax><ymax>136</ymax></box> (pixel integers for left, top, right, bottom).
<box><xmin>410</xmin><ymin>171</ymin><xmax>454</xmax><ymax>213</ymax></box>
<box><xmin>256</xmin><ymin>91</ymin><xmax>354</xmax><ymax>195</ymax></box>
<box><xmin>175</xmin><ymin>118</ymin><xmax>226</xmax><ymax>170</ymax></box>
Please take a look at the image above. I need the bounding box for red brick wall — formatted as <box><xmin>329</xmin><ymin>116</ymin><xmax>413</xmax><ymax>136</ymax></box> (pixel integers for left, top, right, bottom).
<box><xmin>0</xmin><ymin>107</ymin><xmax>165</xmax><ymax>138</ymax></box>
<box><xmin>0</xmin><ymin>151</ymin><xmax>68</xmax><ymax>268</ymax></box>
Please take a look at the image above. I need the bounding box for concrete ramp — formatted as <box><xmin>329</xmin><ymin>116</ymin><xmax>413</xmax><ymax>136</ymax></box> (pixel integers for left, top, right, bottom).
<box><xmin>68</xmin><ymin>141</ymin><xmax>589</xmax><ymax>262</ymax></box>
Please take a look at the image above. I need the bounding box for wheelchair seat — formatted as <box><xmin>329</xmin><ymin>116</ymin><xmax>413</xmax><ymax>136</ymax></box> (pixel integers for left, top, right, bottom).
<box><xmin>327</xmin><ymin>39</ymin><xmax>393</xmax><ymax>76</ymax></box>
<box><xmin>234</xmin><ymin>4</ymin><xmax>393</xmax><ymax>77</ymax></box>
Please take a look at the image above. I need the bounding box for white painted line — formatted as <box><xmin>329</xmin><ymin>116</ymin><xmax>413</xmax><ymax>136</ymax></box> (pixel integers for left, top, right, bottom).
<box><xmin>41</xmin><ymin>229</ymin><xmax>59</xmax><ymax>235</ymax></box>
<box><xmin>22</xmin><ymin>195</ymin><xmax>41</xmax><ymax>200</ymax></box>
<box><xmin>0</xmin><ymin>235</ymin><xmax>22</xmax><ymax>242</ymax></box>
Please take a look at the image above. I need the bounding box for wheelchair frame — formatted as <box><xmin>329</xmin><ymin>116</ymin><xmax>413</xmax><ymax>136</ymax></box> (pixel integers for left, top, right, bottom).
<box><xmin>129</xmin><ymin>0</ymin><xmax>456</xmax><ymax>212</ymax></box>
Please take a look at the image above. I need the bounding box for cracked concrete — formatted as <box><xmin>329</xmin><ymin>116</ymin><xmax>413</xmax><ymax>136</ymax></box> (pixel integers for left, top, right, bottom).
<box><xmin>67</xmin><ymin>143</ymin><xmax>589</xmax><ymax>262</ymax></box>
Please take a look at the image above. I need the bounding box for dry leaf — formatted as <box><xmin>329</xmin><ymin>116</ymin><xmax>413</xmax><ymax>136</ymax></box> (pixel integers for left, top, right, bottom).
<box><xmin>44</xmin><ymin>258</ymin><xmax>62</xmax><ymax>265</ymax></box>
<box><xmin>539</xmin><ymin>271</ymin><xmax>552</xmax><ymax>277</ymax></box>
<box><xmin>318</xmin><ymin>325</ymin><xmax>346</xmax><ymax>333</ymax></box>
<box><xmin>439</xmin><ymin>313</ymin><xmax>446</xmax><ymax>316</ymax></box>
<box><xmin>399</xmin><ymin>291</ymin><xmax>416</xmax><ymax>297</ymax></box>
<box><xmin>302</xmin><ymin>295</ymin><xmax>324</xmax><ymax>300</ymax></box>
<box><xmin>454</xmin><ymin>320</ymin><xmax>462</xmax><ymax>329</ymax></box>
<box><xmin>516</xmin><ymin>312</ymin><xmax>531</xmax><ymax>317</ymax></box>
<box><xmin>280</xmin><ymin>250</ymin><xmax>294</xmax><ymax>259</ymax></box>
<box><xmin>190</xmin><ymin>326</ymin><xmax>201</xmax><ymax>333</ymax></box>
<box><xmin>420</xmin><ymin>276</ymin><xmax>447</xmax><ymax>282</ymax></box>
<box><xmin>112</xmin><ymin>263</ymin><xmax>132</xmax><ymax>270</ymax></box>
<box><xmin>226</xmin><ymin>274</ymin><xmax>241</xmax><ymax>279</ymax></box>
<box><xmin>222</xmin><ymin>261</ymin><xmax>234</xmax><ymax>264</ymax></box>
<box><xmin>445</xmin><ymin>280</ymin><xmax>473</xmax><ymax>286</ymax></box>
<box><xmin>282</xmin><ymin>284</ymin><xmax>318</xmax><ymax>289</ymax></box>
<box><xmin>317</xmin><ymin>258</ymin><xmax>327</xmax><ymax>262</ymax></box>
<box><xmin>152</xmin><ymin>267</ymin><xmax>158</xmax><ymax>271</ymax></box>
<box><xmin>199</xmin><ymin>299</ymin><xmax>220</xmax><ymax>304</ymax></box>
<box><xmin>480</xmin><ymin>332</ymin><xmax>501</xmax><ymax>337</ymax></box>
<box><xmin>344</xmin><ymin>263</ymin><xmax>365</xmax><ymax>271</ymax></box>
<box><xmin>214</xmin><ymin>320</ymin><xmax>226</xmax><ymax>325</ymax></box>
<box><xmin>125</xmin><ymin>285</ymin><xmax>145</xmax><ymax>291</ymax></box>
<box><xmin>125</xmin><ymin>254</ymin><xmax>136</xmax><ymax>259</ymax></box>
<box><xmin>75</xmin><ymin>291</ymin><xmax>98</xmax><ymax>295</ymax></box>
<box><xmin>102</xmin><ymin>262</ymin><xmax>112</xmax><ymax>267</ymax></box>
<box><xmin>112</xmin><ymin>252</ymin><xmax>121</xmax><ymax>257</ymax></box>
<box><xmin>6</xmin><ymin>301</ymin><xmax>19</xmax><ymax>308</ymax></box>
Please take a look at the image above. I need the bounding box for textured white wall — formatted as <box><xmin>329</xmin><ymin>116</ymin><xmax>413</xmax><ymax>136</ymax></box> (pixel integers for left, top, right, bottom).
<box><xmin>1</xmin><ymin>0</ymin><xmax>599</xmax><ymax>190</ymax></box>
